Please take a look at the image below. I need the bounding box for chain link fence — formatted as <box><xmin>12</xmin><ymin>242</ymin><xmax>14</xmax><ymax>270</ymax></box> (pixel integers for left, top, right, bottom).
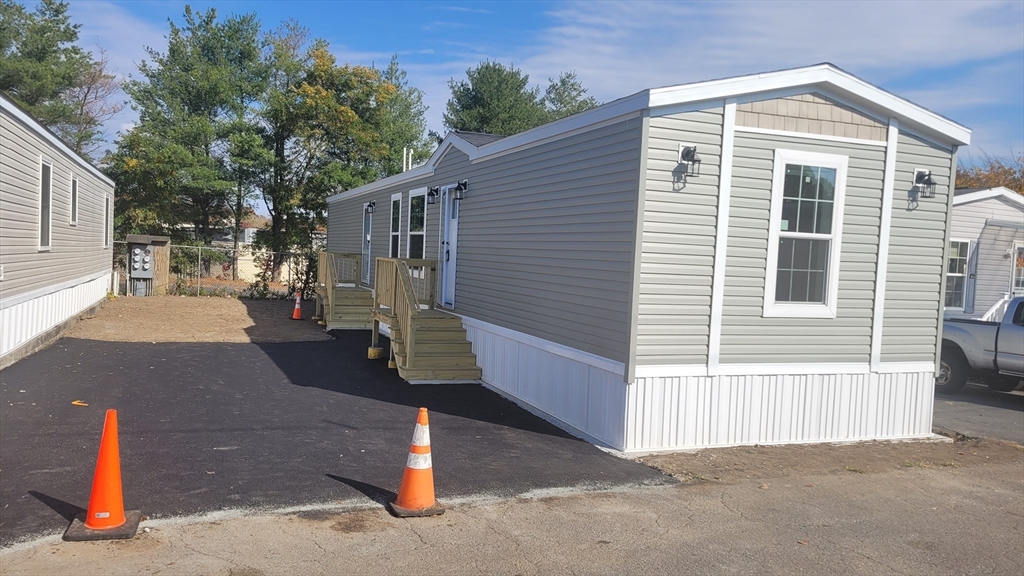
<box><xmin>113</xmin><ymin>241</ymin><xmax>312</xmax><ymax>298</ymax></box>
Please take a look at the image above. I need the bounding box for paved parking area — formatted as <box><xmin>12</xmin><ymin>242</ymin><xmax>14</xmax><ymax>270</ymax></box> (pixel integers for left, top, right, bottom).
<box><xmin>0</xmin><ymin>330</ymin><xmax>668</xmax><ymax>546</ymax></box>
<box><xmin>933</xmin><ymin>383</ymin><xmax>1024</xmax><ymax>444</ymax></box>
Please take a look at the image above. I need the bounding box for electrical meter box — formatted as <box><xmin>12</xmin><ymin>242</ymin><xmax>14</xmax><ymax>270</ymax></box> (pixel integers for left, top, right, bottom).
<box><xmin>124</xmin><ymin>234</ymin><xmax>170</xmax><ymax>296</ymax></box>
<box><xmin>129</xmin><ymin>244</ymin><xmax>155</xmax><ymax>278</ymax></box>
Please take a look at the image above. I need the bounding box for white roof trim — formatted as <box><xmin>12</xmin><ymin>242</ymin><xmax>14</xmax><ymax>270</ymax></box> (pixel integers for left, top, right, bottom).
<box><xmin>328</xmin><ymin>63</ymin><xmax>970</xmax><ymax>204</ymax></box>
<box><xmin>0</xmin><ymin>94</ymin><xmax>115</xmax><ymax>188</ymax></box>
<box><xmin>953</xmin><ymin>187</ymin><xmax>1024</xmax><ymax>208</ymax></box>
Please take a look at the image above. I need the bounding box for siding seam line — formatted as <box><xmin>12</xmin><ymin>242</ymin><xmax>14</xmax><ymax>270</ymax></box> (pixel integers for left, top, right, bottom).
<box><xmin>870</xmin><ymin>119</ymin><xmax>900</xmax><ymax>370</ymax></box>
<box><xmin>708</xmin><ymin>99</ymin><xmax>737</xmax><ymax>376</ymax></box>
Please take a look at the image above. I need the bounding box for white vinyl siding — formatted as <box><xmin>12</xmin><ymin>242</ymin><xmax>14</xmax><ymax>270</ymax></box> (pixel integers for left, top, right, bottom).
<box><xmin>720</xmin><ymin>130</ymin><xmax>885</xmax><ymax>364</ymax></box>
<box><xmin>879</xmin><ymin>132</ymin><xmax>953</xmax><ymax>363</ymax></box>
<box><xmin>1</xmin><ymin>110</ymin><xmax>113</xmax><ymax>302</ymax></box>
<box><xmin>637</xmin><ymin>106</ymin><xmax>724</xmax><ymax>366</ymax></box>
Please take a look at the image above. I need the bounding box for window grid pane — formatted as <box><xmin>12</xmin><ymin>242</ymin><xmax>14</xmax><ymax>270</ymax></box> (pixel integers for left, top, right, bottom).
<box><xmin>776</xmin><ymin>238</ymin><xmax>829</xmax><ymax>303</ymax></box>
<box><xmin>945</xmin><ymin>240</ymin><xmax>969</xmax><ymax>307</ymax></box>
<box><xmin>779</xmin><ymin>164</ymin><xmax>833</xmax><ymax>235</ymax></box>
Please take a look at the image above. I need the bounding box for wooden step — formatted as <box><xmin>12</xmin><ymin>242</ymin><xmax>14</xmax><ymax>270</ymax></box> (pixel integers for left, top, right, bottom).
<box><xmin>325</xmin><ymin>320</ymin><xmax>373</xmax><ymax>330</ymax></box>
<box><xmin>395</xmin><ymin>351</ymin><xmax>478</xmax><ymax>368</ymax></box>
<box><xmin>397</xmin><ymin>365</ymin><xmax>482</xmax><ymax>381</ymax></box>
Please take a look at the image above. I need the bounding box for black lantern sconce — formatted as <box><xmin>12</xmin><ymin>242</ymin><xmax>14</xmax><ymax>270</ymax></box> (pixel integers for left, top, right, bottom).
<box><xmin>452</xmin><ymin>179</ymin><xmax>468</xmax><ymax>201</ymax></box>
<box><xmin>678</xmin><ymin>144</ymin><xmax>702</xmax><ymax>177</ymax></box>
<box><xmin>365</xmin><ymin>200</ymin><xmax>376</xmax><ymax>214</ymax></box>
<box><xmin>427</xmin><ymin>186</ymin><xmax>439</xmax><ymax>205</ymax></box>
<box><xmin>913</xmin><ymin>169</ymin><xmax>936</xmax><ymax>198</ymax></box>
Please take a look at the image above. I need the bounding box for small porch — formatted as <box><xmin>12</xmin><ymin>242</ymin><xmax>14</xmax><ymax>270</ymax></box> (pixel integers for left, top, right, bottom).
<box><xmin>315</xmin><ymin>252</ymin><xmax>481</xmax><ymax>382</ymax></box>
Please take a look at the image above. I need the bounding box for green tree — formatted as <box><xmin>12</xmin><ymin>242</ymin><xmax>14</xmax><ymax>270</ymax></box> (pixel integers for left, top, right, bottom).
<box><xmin>116</xmin><ymin>7</ymin><xmax>263</xmax><ymax>244</ymax></box>
<box><xmin>442</xmin><ymin>61</ymin><xmax>547</xmax><ymax>136</ymax></box>
<box><xmin>543</xmin><ymin>70</ymin><xmax>598</xmax><ymax>121</ymax></box>
<box><xmin>376</xmin><ymin>55</ymin><xmax>431</xmax><ymax>177</ymax></box>
<box><xmin>0</xmin><ymin>0</ymin><xmax>121</xmax><ymax>157</ymax></box>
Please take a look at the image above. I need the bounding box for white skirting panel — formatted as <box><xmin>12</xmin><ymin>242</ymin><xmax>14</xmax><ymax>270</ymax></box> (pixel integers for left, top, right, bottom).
<box><xmin>464</xmin><ymin>322</ymin><xmax>628</xmax><ymax>450</ymax></box>
<box><xmin>0</xmin><ymin>273</ymin><xmax>109</xmax><ymax>358</ymax></box>
<box><xmin>626</xmin><ymin>371</ymin><xmax>935</xmax><ymax>452</ymax></box>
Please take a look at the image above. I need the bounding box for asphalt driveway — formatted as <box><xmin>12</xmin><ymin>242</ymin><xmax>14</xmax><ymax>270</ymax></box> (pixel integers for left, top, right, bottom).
<box><xmin>933</xmin><ymin>382</ymin><xmax>1024</xmax><ymax>444</ymax></box>
<box><xmin>0</xmin><ymin>331</ymin><xmax>668</xmax><ymax>546</ymax></box>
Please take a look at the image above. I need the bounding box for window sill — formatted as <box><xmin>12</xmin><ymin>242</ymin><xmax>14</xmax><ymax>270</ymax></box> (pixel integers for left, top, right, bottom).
<box><xmin>763</xmin><ymin>302</ymin><xmax>837</xmax><ymax>319</ymax></box>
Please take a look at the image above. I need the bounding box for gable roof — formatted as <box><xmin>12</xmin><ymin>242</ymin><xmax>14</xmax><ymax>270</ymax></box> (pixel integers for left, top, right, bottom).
<box><xmin>454</xmin><ymin>131</ymin><xmax>506</xmax><ymax>147</ymax></box>
<box><xmin>953</xmin><ymin>186</ymin><xmax>1024</xmax><ymax>208</ymax></box>
<box><xmin>0</xmin><ymin>92</ymin><xmax>114</xmax><ymax>188</ymax></box>
<box><xmin>329</xmin><ymin>63</ymin><xmax>970</xmax><ymax>204</ymax></box>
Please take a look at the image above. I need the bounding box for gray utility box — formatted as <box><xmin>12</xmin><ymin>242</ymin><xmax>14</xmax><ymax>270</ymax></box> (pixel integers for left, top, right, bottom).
<box><xmin>125</xmin><ymin>234</ymin><xmax>170</xmax><ymax>296</ymax></box>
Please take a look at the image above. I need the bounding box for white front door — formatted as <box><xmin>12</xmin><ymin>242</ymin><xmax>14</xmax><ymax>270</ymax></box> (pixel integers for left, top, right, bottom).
<box><xmin>361</xmin><ymin>206</ymin><xmax>372</xmax><ymax>285</ymax></box>
<box><xmin>439</xmin><ymin>187</ymin><xmax>459</xmax><ymax>308</ymax></box>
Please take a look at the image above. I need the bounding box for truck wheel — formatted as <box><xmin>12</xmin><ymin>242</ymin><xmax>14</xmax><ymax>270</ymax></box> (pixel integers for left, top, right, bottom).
<box><xmin>936</xmin><ymin>347</ymin><xmax>968</xmax><ymax>393</ymax></box>
<box><xmin>986</xmin><ymin>377</ymin><xmax>1022</xmax><ymax>392</ymax></box>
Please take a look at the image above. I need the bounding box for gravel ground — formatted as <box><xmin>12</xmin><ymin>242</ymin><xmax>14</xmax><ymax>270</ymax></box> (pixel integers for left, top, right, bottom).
<box><xmin>67</xmin><ymin>296</ymin><xmax>331</xmax><ymax>343</ymax></box>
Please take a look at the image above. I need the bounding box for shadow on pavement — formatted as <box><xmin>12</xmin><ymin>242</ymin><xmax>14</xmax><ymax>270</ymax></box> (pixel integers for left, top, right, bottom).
<box><xmin>325</xmin><ymin>475</ymin><xmax>396</xmax><ymax>506</ymax></box>
<box><xmin>27</xmin><ymin>491</ymin><xmax>83</xmax><ymax>523</ymax></box>
<box><xmin>250</xmin><ymin>328</ymin><xmax>581</xmax><ymax>442</ymax></box>
<box><xmin>937</xmin><ymin>384</ymin><xmax>1024</xmax><ymax>412</ymax></box>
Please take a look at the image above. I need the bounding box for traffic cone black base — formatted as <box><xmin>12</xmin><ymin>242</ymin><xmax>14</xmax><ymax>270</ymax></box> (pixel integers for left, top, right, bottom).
<box><xmin>64</xmin><ymin>509</ymin><xmax>143</xmax><ymax>541</ymax></box>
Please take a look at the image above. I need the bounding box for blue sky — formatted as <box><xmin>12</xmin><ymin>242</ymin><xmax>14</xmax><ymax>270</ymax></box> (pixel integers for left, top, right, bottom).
<box><xmin>67</xmin><ymin>0</ymin><xmax>1024</xmax><ymax>163</ymax></box>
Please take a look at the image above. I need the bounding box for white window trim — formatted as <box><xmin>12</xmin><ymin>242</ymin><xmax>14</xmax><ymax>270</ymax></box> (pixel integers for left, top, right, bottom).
<box><xmin>69</xmin><ymin>174</ymin><xmax>79</xmax><ymax>226</ymax></box>
<box><xmin>944</xmin><ymin>238</ymin><xmax>972</xmax><ymax>311</ymax></box>
<box><xmin>389</xmin><ymin>192</ymin><xmax>402</xmax><ymax>258</ymax></box>
<box><xmin>406</xmin><ymin>187</ymin><xmax>427</xmax><ymax>259</ymax></box>
<box><xmin>38</xmin><ymin>157</ymin><xmax>53</xmax><ymax>251</ymax></box>
<box><xmin>1011</xmin><ymin>241</ymin><xmax>1024</xmax><ymax>296</ymax></box>
<box><xmin>763</xmin><ymin>148</ymin><xmax>848</xmax><ymax>319</ymax></box>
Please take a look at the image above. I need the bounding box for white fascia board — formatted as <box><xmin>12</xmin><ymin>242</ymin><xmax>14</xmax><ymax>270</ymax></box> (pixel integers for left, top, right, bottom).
<box><xmin>953</xmin><ymin>187</ymin><xmax>1024</xmax><ymax>207</ymax></box>
<box><xmin>648</xmin><ymin>65</ymin><xmax>970</xmax><ymax>146</ymax></box>
<box><xmin>1</xmin><ymin>95</ymin><xmax>115</xmax><ymax>188</ymax></box>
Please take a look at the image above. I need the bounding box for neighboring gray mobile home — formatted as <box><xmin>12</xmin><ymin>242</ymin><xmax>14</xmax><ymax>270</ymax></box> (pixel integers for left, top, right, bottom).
<box><xmin>0</xmin><ymin>94</ymin><xmax>115</xmax><ymax>367</ymax></box>
<box><xmin>945</xmin><ymin>187</ymin><xmax>1024</xmax><ymax>319</ymax></box>
<box><xmin>326</xmin><ymin>64</ymin><xmax>971</xmax><ymax>452</ymax></box>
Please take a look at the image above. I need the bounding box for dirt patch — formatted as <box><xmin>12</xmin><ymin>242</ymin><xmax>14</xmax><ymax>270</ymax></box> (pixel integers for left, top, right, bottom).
<box><xmin>67</xmin><ymin>296</ymin><xmax>333</xmax><ymax>343</ymax></box>
<box><xmin>639</xmin><ymin>438</ymin><xmax>1024</xmax><ymax>484</ymax></box>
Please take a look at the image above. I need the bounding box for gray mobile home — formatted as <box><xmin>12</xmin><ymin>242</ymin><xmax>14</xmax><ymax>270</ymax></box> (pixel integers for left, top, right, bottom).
<box><xmin>0</xmin><ymin>94</ymin><xmax>115</xmax><ymax>367</ymax></box>
<box><xmin>325</xmin><ymin>64</ymin><xmax>971</xmax><ymax>453</ymax></box>
<box><xmin>945</xmin><ymin>187</ymin><xmax>1023</xmax><ymax>319</ymax></box>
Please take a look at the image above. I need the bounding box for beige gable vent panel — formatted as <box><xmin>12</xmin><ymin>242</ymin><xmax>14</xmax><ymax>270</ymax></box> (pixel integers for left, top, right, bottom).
<box><xmin>736</xmin><ymin>92</ymin><xmax>887</xmax><ymax>141</ymax></box>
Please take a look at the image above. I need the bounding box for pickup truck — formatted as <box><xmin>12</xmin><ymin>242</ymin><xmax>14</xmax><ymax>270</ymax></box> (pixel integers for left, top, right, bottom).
<box><xmin>938</xmin><ymin>296</ymin><xmax>1024</xmax><ymax>393</ymax></box>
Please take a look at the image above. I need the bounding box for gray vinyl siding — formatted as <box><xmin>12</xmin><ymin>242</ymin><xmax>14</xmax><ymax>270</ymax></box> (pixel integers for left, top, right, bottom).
<box><xmin>879</xmin><ymin>132</ymin><xmax>953</xmax><ymax>362</ymax></box>
<box><xmin>0</xmin><ymin>110</ymin><xmax>113</xmax><ymax>300</ymax></box>
<box><xmin>636</xmin><ymin>106</ymin><xmax>724</xmax><ymax>365</ymax></box>
<box><xmin>327</xmin><ymin>117</ymin><xmax>644</xmax><ymax>363</ymax></box>
<box><xmin>719</xmin><ymin>131</ymin><xmax>886</xmax><ymax>364</ymax></box>
<box><xmin>947</xmin><ymin>196</ymin><xmax>1023</xmax><ymax>317</ymax></box>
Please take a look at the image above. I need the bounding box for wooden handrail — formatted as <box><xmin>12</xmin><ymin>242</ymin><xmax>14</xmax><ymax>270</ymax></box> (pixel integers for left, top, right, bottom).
<box><xmin>374</xmin><ymin>257</ymin><xmax>438</xmax><ymax>369</ymax></box>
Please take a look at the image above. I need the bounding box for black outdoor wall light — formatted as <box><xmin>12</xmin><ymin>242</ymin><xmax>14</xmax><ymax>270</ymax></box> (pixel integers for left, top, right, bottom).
<box><xmin>679</xmin><ymin>145</ymin><xmax>702</xmax><ymax>177</ymax></box>
<box><xmin>365</xmin><ymin>200</ymin><xmax>375</xmax><ymax>214</ymax></box>
<box><xmin>913</xmin><ymin>169</ymin><xmax>936</xmax><ymax>198</ymax></box>
<box><xmin>452</xmin><ymin>179</ymin><xmax>468</xmax><ymax>201</ymax></box>
<box><xmin>427</xmin><ymin>186</ymin><xmax>439</xmax><ymax>205</ymax></box>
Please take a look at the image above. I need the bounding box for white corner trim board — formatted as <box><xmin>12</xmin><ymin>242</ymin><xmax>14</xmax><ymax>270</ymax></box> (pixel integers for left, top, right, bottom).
<box><xmin>871</xmin><ymin>119</ymin><xmax>900</xmax><ymax>371</ymax></box>
<box><xmin>707</xmin><ymin>99</ymin><xmax>736</xmax><ymax>376</ymax></box>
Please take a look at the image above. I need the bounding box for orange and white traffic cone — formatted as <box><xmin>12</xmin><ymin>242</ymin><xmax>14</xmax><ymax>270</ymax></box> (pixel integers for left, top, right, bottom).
<box><xmin>388</xmin><ymin>408</ymin><xmax>444</xmax><ymax>517</ymax></box>
<box><xmin>64</xmin><ymin>409</ymin><xmax>143</xmax><ymax>541</ymax></box>
<box><xmin>291</xmin><ymin>291</ymin><xmax>303</xmax><ymax>320</ymax></box>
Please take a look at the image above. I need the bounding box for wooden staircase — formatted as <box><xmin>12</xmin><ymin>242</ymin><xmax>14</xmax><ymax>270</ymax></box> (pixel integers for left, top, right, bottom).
<box><xmin>327</xmin><ymin>286</ymin><xmax>373</xmax><ymax>330</ymax></box>
<box><xmin>370</xmin><ymin>258</ymin><xmax>482</xmax><ymax>382</ymax></box>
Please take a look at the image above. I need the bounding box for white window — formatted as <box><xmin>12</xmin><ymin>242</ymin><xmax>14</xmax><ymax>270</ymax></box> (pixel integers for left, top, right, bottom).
<box><xmin>1012</xmin><ymin>242</ymin><xmax>1024</xmax><ymax>296</ymax></box>
<box><xmin>70</xmin><ymin>175</ymin><xmax>78</xmax><ymax>225</ymax></box>
<box><xmin>764</xmin><ymin>149</ymin><xmax>848</xmax><ymax>318</ymax></box>
<box><xmin>104</xmin><ymin>196</ymin><xmax>110</xmax><ymax>248</ymax></box>
<box><xmin>39</xmin><ymin>159</ymin><xmax>52</xmax><ymax>250</ymax></box>
<box><xmin>406</xmin><ymin>188</ymin><xmax>426</xmax><ymax>259</ymax></box>
<box><xmin>390</xmin><ymin>193</ymin><xmax>402</xmax><ymax>257</ymax></box>
<box><xmin>944</xmin><ymin>239</ymin><xmax>971</xmax><ymax>309</ymax></box>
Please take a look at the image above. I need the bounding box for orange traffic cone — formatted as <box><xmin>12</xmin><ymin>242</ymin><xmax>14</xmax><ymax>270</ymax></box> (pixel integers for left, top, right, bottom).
<box><xmin>64</xmin><ymin>409</ymin><xmax>143</xmax><ymax>541</ymax></box>
<box><xmin>388</xmin><ymin>408</ymin><xmax>444</xmax><ymax>517</ymax></box>
<box><xmin>291</xmin><ymin>291</ymin><xmax>303</xmax><ymax>320</ymax></box>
